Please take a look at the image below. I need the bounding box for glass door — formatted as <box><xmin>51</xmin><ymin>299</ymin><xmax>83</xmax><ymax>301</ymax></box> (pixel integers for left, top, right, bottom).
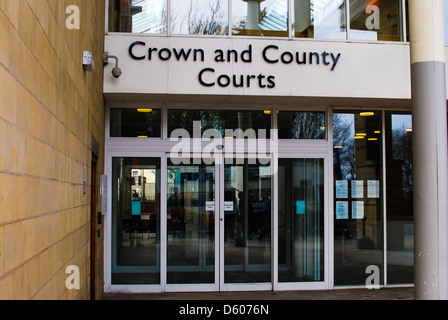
<box><xmin>165</xmin><ymin>157</ymin><xmax>218</xmax><ymax>290</ymax></box>
<box><xmin>220</xmin><ymin>157</ymin><xmax>273</xmax><ymax>290</ymax></box>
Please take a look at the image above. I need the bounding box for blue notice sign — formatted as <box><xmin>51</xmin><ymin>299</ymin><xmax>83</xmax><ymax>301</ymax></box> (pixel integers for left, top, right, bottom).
<box><xmin>296</xmin><ymin>201</ymin><xmax>306</xmax><ymax>215</ymax></box>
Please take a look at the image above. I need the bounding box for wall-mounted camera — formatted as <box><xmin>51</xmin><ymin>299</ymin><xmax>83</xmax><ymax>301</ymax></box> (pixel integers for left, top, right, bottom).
<box><xmin>103</xmin><ymin>52</ymin><xmax>122</xmax><ymax>79</ymax></box>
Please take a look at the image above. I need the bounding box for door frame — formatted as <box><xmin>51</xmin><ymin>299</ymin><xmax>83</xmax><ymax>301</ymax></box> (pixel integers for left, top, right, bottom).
<box><xmin>273</xmin><ymin>151</ymin><xmax>332</xmax><ymax>291</ymax></box>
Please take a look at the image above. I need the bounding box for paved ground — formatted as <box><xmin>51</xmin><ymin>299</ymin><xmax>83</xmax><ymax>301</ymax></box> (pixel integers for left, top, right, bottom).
<box><xmin>102</xmin><ymin>287</ymin><xmax>414</xmax><ymax>300</ymax></box>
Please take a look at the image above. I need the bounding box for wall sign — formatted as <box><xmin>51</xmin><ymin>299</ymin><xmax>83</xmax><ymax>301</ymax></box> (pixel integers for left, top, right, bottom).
<box><xmin>128</xmin><ymin>41</ymin><xmax>341</xmax><ymax>89</ymax></box>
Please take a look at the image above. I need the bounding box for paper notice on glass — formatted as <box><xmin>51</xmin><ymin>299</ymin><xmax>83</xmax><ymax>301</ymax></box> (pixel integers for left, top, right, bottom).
<box><xmin>367</xmin><ymin>180</ymin><xmax>380</xmax><ymax>198</ymax></box>
<box><xmin>296</xmin><ymin>201</ymin><xmax>306</xmax><ymax>215</ymax></box>
<box><xmin>335</xmin><ymin>201</ymin><xmax>349</xmax><ymax>219</ymax></box>
<box><xmin>351</xmin><ymin>180</ymin><xmax>364</xmax><ymax>198</ymax></box>
<box><xmin>206</xmin><ymin>201</ymin><xmax>215</xmax><ymax>211</ymax></box>
<box><xmin>352</xmin><ymin>201</ymin><xmax>364</xmax><ymax>219</ymax></box>
<box><xmin>224</xmin><ymin>201</ymin><xmax>234</xmax><ymax>211</ymax></box>
<box><xmin>335</xmin><ymin>180</ymin><xmax>348</xmax><ymax>198</ymax></box>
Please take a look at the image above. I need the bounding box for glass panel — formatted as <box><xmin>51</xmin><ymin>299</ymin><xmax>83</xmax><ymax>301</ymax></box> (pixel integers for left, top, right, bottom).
<box><xmin>110</xmin><ymin>108</ymin><xmax>162</xmax><ymax>138</ymax></box>
<box><xmin>385</xmin><ymin>112</ymin><xmax>414</xmax><ymax>284</ymax></box>
<box><xmin>232</xmin><ymin>0</ymin><xmax>289</xmax><ymax>37</ymax></box>
<box><xmin>167</xmin><ymin>109</ymin><xmax>271</xmax><ymax>139</ymax></box>
<box><xmin>278</xmin><ymin>158</ymin><xmax>325</xmax><ymax>282</ymax></box>
<box><xmin>167</xmin><ymin>158</ymin><xmax>216</xmax><ymax>284</ymax></box>
<box><xmin>293</xmin><ymin>0</ymin><xmax>347</xmax><ymax>39</ymax></box>
<box><xmin>108</xmin><ymin>0</ymin><xmax>168</xmax><ymax>33</ymax></box>
<box><xmin>112</xmin><ymin>157</ymin><xmax>161</xmax><ymax>284</ymax></box>
<box><xmin>333</xmin><ymin>111</ymin><xmax>384</xmax><ymax>286</ymax></box>
<box><xmin>277</xmin><ymin>111</ymin><xmax>326</xmax><ymax>139</ymax></box>
<box><xmin>224</xmin><ymin>159</ymin><xmax>272</xmax><ymax>283</ymax></box>
<box><xmin>349</xmin><ymin>0</ymin><xmax>403</xmax><ymax>41</ymax></box>
<box><xmin>170</xmin><ymin>0</ymin><xmax>228</xmax><ymax>35</ymax></box>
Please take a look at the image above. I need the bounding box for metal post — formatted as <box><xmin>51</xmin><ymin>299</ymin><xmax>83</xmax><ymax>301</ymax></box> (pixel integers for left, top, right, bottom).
<box><xmin>409</xmin><ymin>0</ymin><xmax>448</xmax><ymax>300</ymax></box>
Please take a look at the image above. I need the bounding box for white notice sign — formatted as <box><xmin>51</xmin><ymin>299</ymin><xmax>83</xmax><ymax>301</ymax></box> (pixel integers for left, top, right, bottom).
<box><xmin>367</xmin><ymin>180</ymin><xmax>380</xmax><ymax>198</ymax></box>
<box><xmin>351</xmin><ymin>180</ymin><xmax>364</xmax><ymax>198</ymax></box>
<box><xmin>224</xmin><ymin>201</ymin><xmax>234</xmax><ymax>211</ymax></box>
<box><xmin>335</xmin><ymin>201</ymin><xmax>349</xmax><ymax>219</ymax></box>
<box><xmin>335</xmin><ymin>180</ymin><xmax>348</xmax><ymax>198</ymax></box>
<box><xmin>206</xmin><ymin>201</ymin><xmax>215</xmax><ymax>211</ymax></box>
<box><xmin>352</xmin><ymin>201</ymin><xmax>365</xmax><ymax>219</ymax></box>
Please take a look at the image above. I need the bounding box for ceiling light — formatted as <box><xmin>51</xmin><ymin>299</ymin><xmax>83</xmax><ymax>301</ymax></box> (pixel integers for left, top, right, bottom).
<box><xmin>137</xmin><ymin>108</ymin><xmax>152</xmax><ymax>113</ymax></box>
<box><xmin>406</xmin><ymin>128</ymin><xmax>413</xmax><ymax>132</ymax></box>
<box><xmin>360</xmin><ymin>112</ymin><xmax>375</xmax><ymax>117</ymax></box>
<box><xmin>354</xmin><ymin>136</ymin><xmax>365</xmax><ymax>139</ymax></box>
<box><xmin>368</xmin><ymin>138</ymin><xmax>378</xmax><ymax>141</ymax></box>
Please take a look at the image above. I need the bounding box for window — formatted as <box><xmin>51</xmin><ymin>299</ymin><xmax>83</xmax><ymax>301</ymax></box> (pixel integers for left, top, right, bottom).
<box><xmin>350</xmin><ymin>0</ymin><xmax>404</xmax><ymax>41</ymax></box>
<box><xmin>277</xmin><ymin>111</ymin><xmax>326</xmax><ymax>139</ymax></box>
<box><xmin>110</xmin><ymin>108</ymin><xmax>162</xmax><ymax>138</ymax></box>
<box><xmin>333</xmin><ymin>111</ymin><xmax>384</xmax><ymax>286</ymax></box>
<box><xmin>385</xmin><ymin>112</ymin><xmax>413</xmax><ymax>284</ymax></box>
<box><xmin>293</xmin><ymin>0</ymin><xmax>347</xmax><ymax>40</ymax></box>
<box><xmin>170</xmin><ymin>0</ymin><xmax>228</xmax><ymax>35</ymax></box>
<box><xmin>107</xmin><ymin>0</ymin><xmax>406</xmax><ymax>42</ymax></box>
<box><xmin>232</xmin><ymin>0</ymin><xmax>288</xmax><ymax>37</ymax></box>
<box><xmin>167</xmin><ymin>109</ymin><xmax>271</xmax><ymax>139</ymax></box>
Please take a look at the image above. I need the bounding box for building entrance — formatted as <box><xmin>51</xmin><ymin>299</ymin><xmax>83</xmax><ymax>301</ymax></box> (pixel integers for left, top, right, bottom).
<box><xmin>106</xmin><ymin>107</ymin><xmax>331</xmax><ymax>293</ymax></box>
<box><xmin>109</xmin><ymin>154</ymin><xmax>328</xmax><ymax>292</ymax></box>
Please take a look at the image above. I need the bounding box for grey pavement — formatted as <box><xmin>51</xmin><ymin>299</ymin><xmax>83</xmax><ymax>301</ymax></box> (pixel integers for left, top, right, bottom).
<box><xmin>102</xmin><ymin>287</ymin><xmax>414</xmax><ymax>300</ymax></box>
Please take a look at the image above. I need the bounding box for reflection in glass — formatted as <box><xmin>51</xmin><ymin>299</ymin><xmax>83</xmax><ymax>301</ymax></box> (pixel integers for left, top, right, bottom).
<box><xmin>110</xmin><ymin>108</ymin><xmax>162</xmax><ymax>138</ymax></box>
<box><xmin>385</xmin><ymin>112</ymin><xmax>413</xmax><ymax>284</ymax></box>
<box><xmin>293</xmin><ymin>0</ymin><xmax>347</xmax><ymax>39</ymax></box>
<box><xmin>167</xmin><ymin>109</ymin><xmax>271</xmax><ymax>138</ymax></box>
<box><xmin>108</xmin><ymin>0</ymin><xmax>168</xmax><ymax>33</ymax></box>
<box><xmin>278</xmin><ymin>158</ymin><xmax>324</xmax><ymax>282</ymax></box>
<box><xmin>112</xmin><ymin>157</ymin><xmax>161</xmax><ymax>284</ymax></box>
<box><xmin>170</xmin><ymin>0</ymin><xmax>228</xmax><ymax>35</ymax></box>
<box><xmin>224</xmin><ymin>159</ymin><xmax>272</xmax><ymax>283</ymax></box>
<box><xmin>167</xmin><ymin>158</ymin><xmax>216</xmax><ymax>284</ymax></box>
<box><xmin>277</xmin><ymin>111</ymin><xmax>326</xmax><ymax>139</ymax></box>
<box><xmin>333</xmin><ymin>111</ymin><xmax>383</xmax><ymax>286</ymax></box>
<box><xmin>349</xmin><ymin>0</ymin><xmax>403</xmax><ymax>41</ymax></box>
<box><xmin>232</xmin><ymin>0</ymin><xmax>288</xmax><ymax>37</ymax></box>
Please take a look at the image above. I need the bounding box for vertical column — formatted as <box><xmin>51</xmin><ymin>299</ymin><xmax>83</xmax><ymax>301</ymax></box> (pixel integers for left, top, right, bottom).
<box><xmin>409</xmin><ymin>0</ymin><xmax>448</xmax><ymax>300</ymax></box>
<box><xmin>243</xmin><ymin>0</ymin><xmax>264</xmax><ymax>29</ymax></box>
<box><xmin>294</xmin><ymin>0</ymin><xmax>311</xmax><ymax>33</ymax></box>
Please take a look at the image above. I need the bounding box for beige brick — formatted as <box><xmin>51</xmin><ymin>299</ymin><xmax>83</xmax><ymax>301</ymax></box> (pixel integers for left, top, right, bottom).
<box><xmin>3</xmin><ymin>221</ymin><xmax>23</xmax><ymax>273</ymax></box>
<box><xmin>0</xmin><ymin>0</ymin><xmax>19</xmax><ymax>30</ymax></box>
<box><xmin>0</xmin><ymin>65</ymin><xmax>17</xmax><ymax>125</ymax></box>
<box><xmin>0</xmin><ymin>225</ymin><xmax>4</xmax><ymax>276</ymax></box>
<box><xmin>0</xmin><ymin>172</ymin><xmax>15</xmax><ymax>223</ymax></box>
<box><xmin>0</xmin><ymin>272</ymin><xmax>13</xmax><ymax>299</ymax></box>
<box><xmin>26</xmin><ymin>256</ymin><xmax>40</xmax><ymax>297</ymax></box>
<box><xmin>0</xmin><ymin>8</ymin><xmax>9</xmax><ymax>67</ymax></box>
<box><xmin>11</xmin><ymin>265</ymin><xmax>29</xmax><ymax>299</ymax></box>
<box><xmin>17</xmin><ymin>0</ymin><xmax>36</xmax><ymax>53</ymax></box>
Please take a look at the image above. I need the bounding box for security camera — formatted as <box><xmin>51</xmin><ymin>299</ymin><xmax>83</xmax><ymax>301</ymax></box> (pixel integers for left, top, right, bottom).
<box><xmin>104</xmin><ymin>52</ymin><xmax>122</xmax><ymax>79</ymax></box>
<box><xmin>112</xmin><ymin>66</ymin><xmax>122</xmax><ymax>79</ymax></box>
